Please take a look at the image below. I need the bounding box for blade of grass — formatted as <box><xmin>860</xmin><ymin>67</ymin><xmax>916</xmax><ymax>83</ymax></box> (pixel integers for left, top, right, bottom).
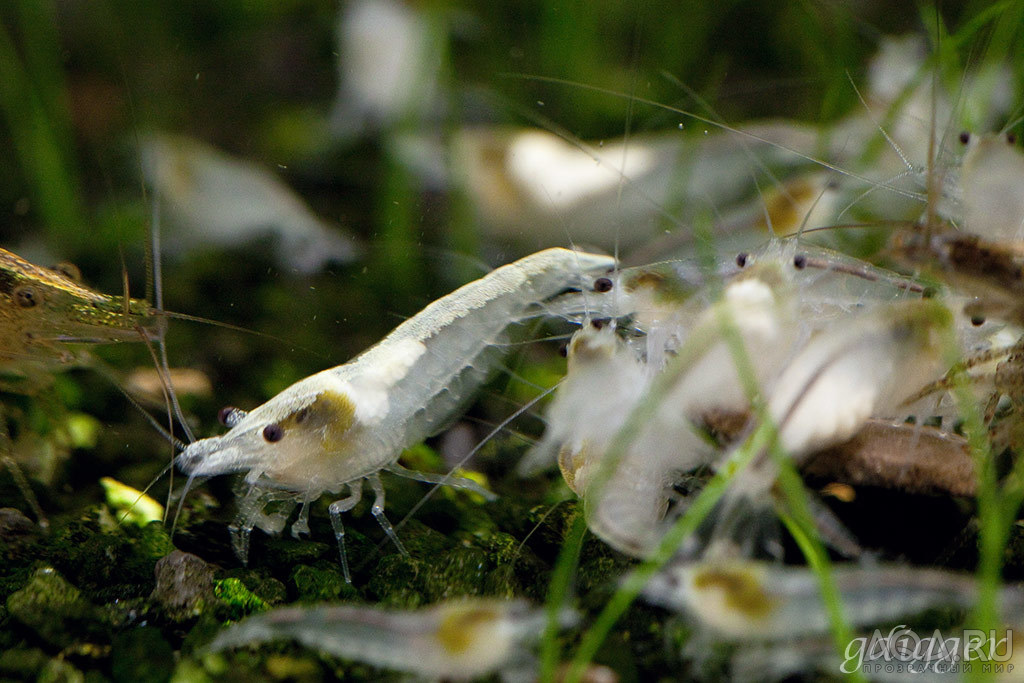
<box><xmin>560</xmin><ymin>418</ymin><xmax>771</xmax><ymax>683</ymax></box>
<box><xmin>536</xmin><ymin>313</ymin><xmax>723</xmax><ymax>681</ymax></box>
<box><xmin>0</xmin><ymin>14</ymin><xmax>84</xmax><ymax>243</ymax></box>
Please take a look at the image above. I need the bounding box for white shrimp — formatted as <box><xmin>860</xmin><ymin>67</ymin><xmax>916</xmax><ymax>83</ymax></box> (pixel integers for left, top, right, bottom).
<box><xmin>140</xmin><ymin>133</ymin><xmax>361</xmax><ymax>274</ymax></box>
<box><xmin>643</xmin><ymin>558</ymin><xmax>1024</xmax><ymax>641</ymax></box>
<box><xmin>537</xmin><ymin>235</ymin><xmax>961</xmax><ymax>558</ymax></box>
<box><xmin>958</xmin><ymin>131</ymin><xmax>1024</xmax><ymax>242</ymax></box>
<box><xmin>709</xmin><ymin>296</ymin><xmax>952</xmax><ymax>556</ymax></box>
<box><xmin>175</xmin><ymin>247</ymin><xmax>615</xmax><ymax>580</ymax></box>
<box><xmin>529</xmin><ymin>254</ymin><xmax>802</xmax><ymax>557</ymax></box>
<box><xmin>208</xmin><ymin>598</ymin><xmax>562</xmax><ymax>682</ymax></box>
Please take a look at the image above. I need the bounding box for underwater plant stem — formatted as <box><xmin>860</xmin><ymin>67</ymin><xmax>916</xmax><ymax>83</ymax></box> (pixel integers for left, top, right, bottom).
<box><xmin>777</xmin><ymin>486</ymin><xmax>864</xmax><ymax>683</ymax></box>
<box><xmin>538</xmin><ymin>510</ymin><xmax>587</xmax><ymax>683</ymax></box>
<box><xmin>0</xmin><ymin>11</ymin><xmax>84</xmax><ymax>243</ymax></box>
<box><xmin>539</xmin><ymin>317</ymin><xmax>723</xmax><ymax>683</ymax></box>
<box><xmin>932</xmin><ymin>321</ymin><xmax>1007</xmax><ymax>682</ymax></box>
<box><xmin>712</xmin><ymin>280</ymin><xmax>863</xmax><ymax>683</ymax></box>
<box><xmin>560</xmin><ymin>422</ymin><xmax>769</xmax><ymax>683</ymax></box>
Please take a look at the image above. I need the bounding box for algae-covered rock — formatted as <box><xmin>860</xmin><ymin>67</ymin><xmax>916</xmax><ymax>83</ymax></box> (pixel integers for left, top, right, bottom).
<box><xmin>49</xmin><ymin>511</ymin><xmax>169</xmax><ymax>601</ymax></box>
<box><xmin>290</xmin><ymin>563</ymin><xmax>352</xmax><ymax>603</ymax></box>
<box><xmin>150</xmin><ymin>550</ymin><xmax>216</xmax><ymax>622</ymax></box>
<box><xmin>5</xmin><ymin>567</ymin><xmax>111</xmax><ymax>648</ymax></box>
<box><xmin>420</xmin><ymin>546</ymin><xmax>489</xmax><ymax>601</ymax></box>
<box><xmin>0</xmin><ymin>507</ymin><xmax>41</xmax><ymax>565</ymax></box>
<box><xmin>0</xmin><ymin>507</ymin><xmax>39</xmax><ymax>545</ymax></box>
<box><xmin>213</xmin><ymin>573</ymin><xmax>287</xmax><ymax>621</ymax></box>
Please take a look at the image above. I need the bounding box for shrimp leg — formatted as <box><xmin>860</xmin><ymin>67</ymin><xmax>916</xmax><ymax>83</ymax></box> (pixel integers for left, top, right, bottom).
<box><xmin>229</xmin><ymin>485</ymin><xmax>297</xmax><ymax>564</ymax></box>
<box><xmin>384</xmin><ymin>462</ymin><xmax>496</xmax><ymax>499</ymax></box>
<box><xmin>328</xmin><ymin>482</ymin><xmax>363</xmax><ymax>583</ymax></box>
<box><xmin>368</xmin><ymin>473</ymin><xmax>407</xmax><ymax>557</ymax></box>
<box><xmin>290</xmin><ymin>499</ymin><xmax>312</xmax><ymax>538</ymax></box>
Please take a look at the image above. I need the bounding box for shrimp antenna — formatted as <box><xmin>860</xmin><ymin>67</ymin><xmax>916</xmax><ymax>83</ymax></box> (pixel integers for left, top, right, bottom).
<box><xmin>782</xmin><ymin>219</ymin><xmax>916</xmax><ymax>237</ymax></box>
<box><xmin>147</xmin><ymin>192</ymin><xmax>196</xmax><ymax>445</ymax></box>
<box><xmin>152</xmin><ymin>309</ymin><xmax>327</xmax><ymax>360</ymax></box>
<box><xmin>92</xmin><ymin>362</ymin><xmax>188</xmax><ymax>451</ymax></box>
<box><xmin>794</xmin><ymin>176</ymin><xmax>840</xmax><ymax>240</ymax></box>
<box><xmin>116</xmin><ymin>460</ymin><xmax>174</xmax><ymax>525</ymax></box>
<box><xmin>170</xmin><ymin>470</ymin><xmax>205</xmax><ymax>537</ymax></box>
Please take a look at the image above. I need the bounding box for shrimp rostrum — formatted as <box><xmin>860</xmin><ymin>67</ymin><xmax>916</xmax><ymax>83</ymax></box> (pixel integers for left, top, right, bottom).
<box><xmin>175</xmin><ymin>247</ymin><xmax>615</xmax><ymax>580</ymax></box>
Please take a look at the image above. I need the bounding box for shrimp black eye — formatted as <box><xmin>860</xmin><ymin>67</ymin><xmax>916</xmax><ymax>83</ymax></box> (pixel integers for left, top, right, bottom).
<box><xmin>558</xmin><ymin>342</ymin><xmax>569</xmax><ymax>357</ymax></box>
<box><xmin>14</xmin><ymin>286</ymin><xmax>38</xmax><ymax>308</ymax></box>
<box><xmin>218</xmin><ymin>406</ymin><xmax>248</xmax><ymax>428</ymax></box>
<box><xmin>263</xmin><ymin>424</ymin><xmax>284</xmax><ymax>442</ymax></box>
<box><xmin>793</xmin><ymin>254</ymin><xmax>807</xmax><ymax>269</ymax></box>
<box><xmin>971</xmin><ymin>315</ymin><xmax>986</xmax><ymax>326</ymax></box>
<box><xmin>959</xmin><ymin>131</ymin><xmax>971</xmax><ymax>145</ymax></box>
<box><xmin>52</xmin><ymin>262</ymin><xmax>81</xmax><ymax>282</ymax></box>
<box><xmin>593</xmin><ymin>277</ymin><xmax>613</xmax><ymax>293</ymax></box>
<box><xmin>735</xmin><ymin>252</ymin><xmax>748</xmax><ymax>268</ymax></box>
<box><xmin>1008</xmin><ymin>132</ymin><xmax>1018</xmax><ymax>145</ymax></box>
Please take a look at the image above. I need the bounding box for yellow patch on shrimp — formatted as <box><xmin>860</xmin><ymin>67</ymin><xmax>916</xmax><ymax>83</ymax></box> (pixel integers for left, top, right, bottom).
<box><xmin>755</xmin><ymin>175</ymin><xmax>837</xmax><ymax>236</ymax></box>
<box><xmin>692</xmin><ymin>565</ymin><xmax>776</xmax><ymax>620</ymax></box>
<box><xmin>436</xmin><ymin>603</ymin><xmax>503</xmax><ymax>655</ymax></box>
<box><xmin>280</xmin><ymin>390</ymin><xmax>358</xmax><ymax>453</ymax></box>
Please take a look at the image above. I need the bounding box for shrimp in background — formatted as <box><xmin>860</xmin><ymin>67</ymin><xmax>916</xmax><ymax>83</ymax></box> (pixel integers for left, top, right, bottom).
<box><xmin>209</xmin><ymin>598</ymin><xmax>562</xmax><ymax>681</ymax></box>
<box><xmin>529</xmin><ymin>234</ymin><xmax>957</xmax><ymax>558</ymax></box>
<box><xmin>140</xmin><ymin>133</ymin><xmax>361</xmax><ymax>275</ymax></box>
<box><xmin>643</xmin><ymin>558</ymin><xmax>1024</xmax><ymax>681</ymax></box>
<box><xmin>0</xmin><ymin>245</ymin><xmax>168</xmax><ymax>526</ymax></box>
<box><xmin>642</xmin><ymin>558</ymin><xmax>1024</xmax><ymax>640</ymax></box>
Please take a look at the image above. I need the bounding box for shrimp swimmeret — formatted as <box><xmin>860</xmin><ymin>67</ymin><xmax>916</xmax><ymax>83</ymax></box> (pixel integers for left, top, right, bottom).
<box><xmin>176</xmin><ymin>247</ymin><xmax>616</xmax><ymax>580</ymax></box>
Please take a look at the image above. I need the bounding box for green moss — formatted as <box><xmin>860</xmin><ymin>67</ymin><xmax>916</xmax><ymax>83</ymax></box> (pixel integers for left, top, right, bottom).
<box><xmin>385</xmin><ymin>519</ymin><xmax>449</xmax><ymax>557</ymax></box>
<box><xmin>289</xmin><ymin>564</ymin><xmax>350</xmax><ymax>603</ymax></box>
<box><xmin>136</xmin><ymin>522</ymin><xmax>176</xmax><ymax>559</ymax></box>
<box><xmin>213</xmin><ymin>574</ymin><xmax>289</xmax><ymax>622</ymax></box>
<box><xmin>169</xmin><ymin>657</ymin><xmax>216</xmax><ymax>683</ymax></box>
<box><xmin>366</xmin><ymin>555</ymin><xmax>425</xmax><ymax>608</ymax></box>
<box><xmin>420</xmin><ymin>546</ymin><xmax>489</xmax><ymax>600</ymax></box>
<box><xmin>111</xmin><ymin>627</ymin><xmax>174</xmax><ymax>683</ymax></box>
<box><xmin>264</xmin><ymin>654</ymin><xmax>321</xmax><ymax>681</ymax></box>
<box><xmin>258</xmin><ymin>537</ymin><xmax>330</xmax><ymax>572</ymax></box>
<box><xmin>46</xmin><ymin>510</ymin><xmax>163</xmax><ymax>601</ymax></box>
<box><xmin>5</xmin><ymin>568</ymin><xmax>110</xmax><ymax>648</ymax></box>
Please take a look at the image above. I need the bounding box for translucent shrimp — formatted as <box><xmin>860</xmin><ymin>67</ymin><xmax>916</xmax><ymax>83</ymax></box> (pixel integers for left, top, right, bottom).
<box><xmin>175</xmin><ymin>247</ymin><xmax>616</xmax><ymax>580</ymax></box>
<box><xmin>958</xmin><ymin>132</ymin><xmax>1024</xmax><ymax>242</ymax></box>
<box><xmin>643</xmin><ymin>558</ymin><xmax>1024</xmax><ymax>640</ymax></box>
<box><xmin>528</xmin><ymin>255</ymin><xmax>801</xmax><ymax>556</ymax></box>
<box><xmin>0</xmin><ymin>247</ymin><xmax>159</xmax><ymax>384</ymax></box>
<box><xmin>0</xmin><ymin>246</ymin><xmax>164</xmax><ymax>527</ymax></box>
<box><xmin>710</xmin><ymin>296</ymin><xmax>953</xmax><ymax>556</ymax></box>
<box><xmin>140</xmin><ymin>133</ymin><xmax>361</xmax><ymax>274</ymax></box>
<box><xmin>208</xmin><ymin>598</ymin><xmax>559</xmax><ymax>682</ymax></box>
